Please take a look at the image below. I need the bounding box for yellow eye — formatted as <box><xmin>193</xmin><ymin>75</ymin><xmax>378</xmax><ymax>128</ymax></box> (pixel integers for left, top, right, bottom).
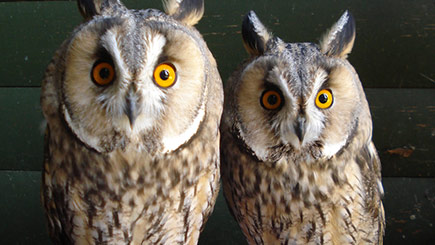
<box><xmin>153</xmin><ymin>63</ymin><xmax>177</xmax><ymax>88</ymax></box>
<box><xmin>315</xmin><ymin>89</ymin><xmax>333</xmax><ymax>109</ymax></box>
<box><xmin>91</xmin><ymin>61</ymin><xmax>115</xmax><ymax>86</ymax></box>
<box><xmin>261</xmin><ymin>90</ymin><xmax>283</xmax><ymax>110</ymax></box>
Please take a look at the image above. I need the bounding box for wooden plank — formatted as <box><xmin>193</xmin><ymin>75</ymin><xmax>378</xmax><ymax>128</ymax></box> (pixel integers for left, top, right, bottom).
<box><xmin>0</xmin><ymin>88</ymin><xmax>433</xmax><ymax>177</ymax></box>
<box><xmin>1</xmin><ymin>0</ymin><xmax>434</xmax><ymax>88</ymax></box>
<box><xmin>368</xmin><ymin>89</ymin><xmax>435</xmax><ymax>177</ymax></box>
<box><xmin>0</xmin><ymin>1</ymin><xmax>81</xmax><ymax>87</ymax></box>
<box><xmin>0</xmin><ymin>0</ymin><xmax>160</xmax><ymax>88</ymax></box>
<box><xmin>382</xmin><ymin>177</ymin><xmax>435</xmax><ymax>244</ymax></box>
<box><xmin>0</xmin><ymin>171</ymin><xmax>433</xmax><ymax>244</ymax></box>
<box><xmin>0</xmin><ymin>88</ymin><xmax>44</xmax><ymax>171</ymax></box>
<box><xmin>0</xmin><ymin>171</ymin><xmax>50</xmax><ymax>244</ymax></box>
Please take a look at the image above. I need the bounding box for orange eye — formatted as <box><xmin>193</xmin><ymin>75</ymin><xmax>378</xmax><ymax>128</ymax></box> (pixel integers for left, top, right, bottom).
<box><xmin>261</xmin><ymin>89</ymin><xmax>283</xmax><ymax>110</ymax></box>
<box><xmin>153</xmin><ymin>62</ymin><xmax>177</xmax><ymax>88</ymax></box>
<box><xmin>315</xmin><ymin>89</ymin><xmax>333</xmax><ymax>109</ymax></box>
<box><xmin>91</xmin><ymin>61</ymin><xmax>115</xmax><ymax>86</ymax></box>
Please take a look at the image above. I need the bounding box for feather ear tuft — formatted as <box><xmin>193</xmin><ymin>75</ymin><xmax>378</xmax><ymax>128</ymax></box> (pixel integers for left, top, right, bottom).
<box><xmin>242</xmin><ymin>11</ymin><xmax>272</xmax><ymax>56</ymax></box>
<box><xmin>77</xmin><ymin>0</ymin><xmax>125</xmax><ymax>20</ymax></box>
<box><xmin>320</xmin><ymin>11</ymin><xmax>356</xmax><ymax>58</ymax></box>
<box><xmin>163</xmin><ymin>0</ymin><xmax>204</xmax><ymax>26</ymax></box>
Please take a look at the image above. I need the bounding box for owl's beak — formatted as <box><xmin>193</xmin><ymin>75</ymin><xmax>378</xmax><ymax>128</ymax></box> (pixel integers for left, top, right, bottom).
<box><xmin>294</xmin><ymin>116</ymin><xmax>306</xmax><ymax>143</ymax></box>
<box><xmin>125</xmin><ymin>93</ymin><xmax>138</xmax><ymax>128</ymax></box>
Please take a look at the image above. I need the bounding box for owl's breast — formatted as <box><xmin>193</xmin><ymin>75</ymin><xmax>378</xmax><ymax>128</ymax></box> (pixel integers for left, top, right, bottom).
<box><xmin>221</xmin><ymin>130</ymin><xmax>383</xmax><ymax>244</ymax></box>
<box><xmin>43</xmin><ymin>123</ymin><xmax>220</xmax><ymax>244</ymax></box>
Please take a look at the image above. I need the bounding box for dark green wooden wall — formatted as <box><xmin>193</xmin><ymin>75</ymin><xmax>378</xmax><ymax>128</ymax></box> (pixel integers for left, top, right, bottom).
<box><xmin>0</xmin><ymin>0</ymin><xmax>433</xmax><ymax>244</ymax></box>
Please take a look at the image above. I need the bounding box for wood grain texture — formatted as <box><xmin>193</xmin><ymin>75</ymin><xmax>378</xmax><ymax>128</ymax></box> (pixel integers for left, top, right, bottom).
<box><xmin>368</xmin><ymin>89</ymin><xmax>435</xmax><ymax>177</ymax></box>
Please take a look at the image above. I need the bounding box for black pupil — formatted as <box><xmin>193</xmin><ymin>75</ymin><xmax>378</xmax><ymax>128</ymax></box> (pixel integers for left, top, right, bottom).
<box><xmin>267</xmin><ymin>94</ymin><xmax>278</xmax><ymax>105</ymax></box>
<box><xmin>99</xmin><ymin>67</ymin><xmax>110</xmax><ymax>79</ymax></box>
<box><xmin>319</xmin><ymin>93</ymin><xmax>328</xmax><ymax>104</ymax></box>
<box><xmin>160</xmin><ymin>70</ymin><xmax>170</xmax><ymax>80</ymax></box>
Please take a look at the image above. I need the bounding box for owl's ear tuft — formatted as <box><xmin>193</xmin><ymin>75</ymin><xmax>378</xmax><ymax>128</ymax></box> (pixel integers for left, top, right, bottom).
<box><xmin>77</xmin><ymin>0</ymin><xmax>125</xmax><ymax>20</ymax></box>
<box><xmin>320</xmin><ymin>11</ymin><xmax>355</xmax><ymax>58</ymax></box>
<box><xmin>163</xmin><ymin>0</ymin><xmax>204</xmax><ymax>26</ymax></box>
<box><xmin>242</xmin><ymin>11</ymin><xmax>272</xmax><ymax>56</ymax></box>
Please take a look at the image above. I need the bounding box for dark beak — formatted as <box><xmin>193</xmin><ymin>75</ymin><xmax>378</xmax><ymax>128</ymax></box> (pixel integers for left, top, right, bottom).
<box><xmin>125</xmin><ymin>93</ymin><xmax>138</xmax><ymax>128</ymax></box>
<box><xmin>294</xmin><ymin>116</ymin><xmax>306</xmax><ymax>143</ymax></box>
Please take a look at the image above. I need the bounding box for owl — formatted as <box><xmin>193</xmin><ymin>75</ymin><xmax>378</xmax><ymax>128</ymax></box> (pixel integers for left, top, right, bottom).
<box><xmin>40</xmin><ymin>0</ymin><xmax>223</xmax><ymax>244</ymax></box>
<box><xmin>220</xmin><ymin>11</ymin><xmax>385</xmax><ymax>244</ymax></box>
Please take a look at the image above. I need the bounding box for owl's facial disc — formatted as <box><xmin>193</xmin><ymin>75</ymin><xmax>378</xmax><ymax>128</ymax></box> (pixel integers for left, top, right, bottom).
<box><xmin>246</xmin><ymin>61</ymin><xmax>329</xmax><ymax>158</ymax></box>
<box><xmin>62</xmin><ymin>16</ymin><xmax>207</xmax><ymax>153</ymax></box>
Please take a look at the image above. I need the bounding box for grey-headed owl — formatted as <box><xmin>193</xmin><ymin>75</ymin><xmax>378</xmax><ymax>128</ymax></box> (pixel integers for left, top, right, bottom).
<box><xmin>221</xmin><ymin>11</ymin><xmax>385</xmax><ymax>244</ymax></box>
<box><xmin>40</xmin><ymin>0</ymin><xmax>223</xmax><ymax>243</ymax></box>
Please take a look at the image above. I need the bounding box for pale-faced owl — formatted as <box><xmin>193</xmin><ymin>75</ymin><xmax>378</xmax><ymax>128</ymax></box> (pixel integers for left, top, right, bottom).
<box><xmin>220</xmin><ymin>10</ymin><xmax>385</xmax><ymax>244</ymax></box>
<box><xmin>40</xmin><ymin>0</ymin><xmax>223</xmax><ymax>243</ymax></box>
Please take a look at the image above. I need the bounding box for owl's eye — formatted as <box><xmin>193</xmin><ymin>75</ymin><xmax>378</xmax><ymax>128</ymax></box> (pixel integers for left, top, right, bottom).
<box><xmin>91</xmin><ymin>60</ymin><xmax>115</xmax><ymax>86</ymax></box>
<box><xmin>315</xmin><ymin>89</ymin><xmax>333</xmax><ymax>109</ymax></box>
<box><xmin>153</xmin><ymin>63</ymin><xmax>177</xmax><ymax>88</ymax></box>
<box><xmin>261</xmin><ymin>89</ymin><xmax>283</xmax><ymax>110</ymax></box>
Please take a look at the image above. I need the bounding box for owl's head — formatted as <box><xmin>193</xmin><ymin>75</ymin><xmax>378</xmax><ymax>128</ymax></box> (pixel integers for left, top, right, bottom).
<box><xmin>225</xmin><ymin>11</ymin><xmax>371</xmax><ymax>163</ymax></box>
<box><xmin>46</xmin><ymin>0</ymin><xmax>216</xmax><ymax>154</ymax></box>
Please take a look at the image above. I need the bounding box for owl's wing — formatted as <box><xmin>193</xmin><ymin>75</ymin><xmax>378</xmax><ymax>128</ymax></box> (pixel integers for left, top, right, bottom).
<box><xmin>41</xmin><ymin>127</ymin><xmax>72</xmax><ymax>244</ymax></box>
<box><xmin>40</xmin><ymin>39</ymin><xmax>69</xmax><ymax>126</ymax></box>
<box><xmin>219</xmin><ymin>129</ymin><xmax>242</xmax><ymax>222</ymax></box>
<box><xmin>358</xmin><ymin>141</ymin><xmax>385</xmax><ymax>241</ymax></box>
<box><xmin>369</xmin><ymin>142</ymin><xmax>386</xmax><ymax>241</ymax></box>
<box><xmin>41</xmin><ymin>127</ymin><xmax>56</xmax><ymax>241</ymax></box>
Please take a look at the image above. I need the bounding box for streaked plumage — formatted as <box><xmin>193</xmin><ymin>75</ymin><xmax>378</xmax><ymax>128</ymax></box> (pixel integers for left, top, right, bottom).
<box><xmin>40</xmin><ymin>0</ymin><xmax>223</xmax><ymax>243</ymax></box>
<box><xmin>221</xmin><ymin>11</ymin><xmax>385</xmax><ymax>244</ymax></box>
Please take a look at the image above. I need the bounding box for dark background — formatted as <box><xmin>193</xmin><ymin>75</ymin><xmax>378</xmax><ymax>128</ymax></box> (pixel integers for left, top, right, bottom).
<box><xmin>0</xmin><ymin>0</ymin><xmax>433</xmax><ymax>244</ymax></box>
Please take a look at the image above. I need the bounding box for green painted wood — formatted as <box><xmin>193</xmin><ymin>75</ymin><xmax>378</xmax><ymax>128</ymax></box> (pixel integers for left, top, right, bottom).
<box><xmin>0</xmin><ymin>1</ymin><xmax>81</xmax><ymax>87</ymax></box>
<box><xmin>199</xmin><ymin>188</ymin><xmax>247</xmax><ymax>245</ymax></box>
<box><xmin>0</xmin><ymin>88</ymin><xmax>44</xmax><ymax>171</ymax></box>
<box><xmin>1</xmin><ymin>0</ymin><xmax>434</xmax><ymax>88</ymax></box>
<box><xmin>368</xmin><ymin>89</ymin><xmax>435</xmax><ymax>177</ymax></box>
<box><xmin>0</xmin><ymin>0</ymin><xmax>160</xmax><ymax>88</ymax></box>
<box><xmin>0</xmin><ymin>171</ymin><xmax>433</xmax><ymax>244</ymax></box>
<box><xmin>382</xmin><ymin>177</ymin><xmax>435</xmax><ymax>244</ymax></box>
<box><xmin>0</xmin><ymin>88</ymin><xmax>433</xmax><ymax>177</ymax></box>
<box><xmin>0</xmin><ymin>171</ymin><xmax>50</xmax><ymax>244</ymax></box>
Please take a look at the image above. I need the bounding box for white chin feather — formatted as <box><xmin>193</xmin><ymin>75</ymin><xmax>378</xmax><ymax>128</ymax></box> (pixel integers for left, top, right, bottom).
<box><xmin>63</xmin><ymin>106</ymin><xmax>103</xmax><ymax>152</ymax></box>
<box><xmin>322</xmin><ymin>140</ymin><xmax>346</xmax><ymax>158</ymax></box>
<box><xmin>161</xmin><ymin>99</ymin><xmax>206</xmax><ymax>153</ymax></box>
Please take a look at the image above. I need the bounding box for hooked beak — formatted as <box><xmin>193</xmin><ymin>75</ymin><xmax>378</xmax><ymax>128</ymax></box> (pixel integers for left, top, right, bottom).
<box><xmin>125</xmin><ymin>92</ymin><xmax>138</xmax><ymax>128</ymax></box>
<box><xmin>294</xmin><ymin>116</ymin><xmax>306</xmax><ymax>143</ymax></box>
